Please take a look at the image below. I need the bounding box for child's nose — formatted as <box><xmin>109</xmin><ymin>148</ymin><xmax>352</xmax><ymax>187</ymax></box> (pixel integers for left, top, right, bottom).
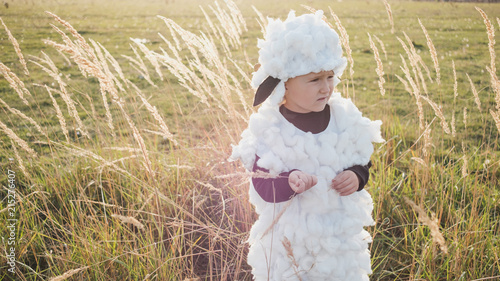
<box><xmin>320</xmin><ymin>79</ymin><xmax>331</xmax><ymax>93</ymax></box>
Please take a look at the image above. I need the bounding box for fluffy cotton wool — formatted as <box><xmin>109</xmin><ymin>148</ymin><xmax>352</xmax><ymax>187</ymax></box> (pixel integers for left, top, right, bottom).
<box><xmin>231</xmin><ymin>94</ymin><xmax>384</xmax><ymax>280</ymax></box>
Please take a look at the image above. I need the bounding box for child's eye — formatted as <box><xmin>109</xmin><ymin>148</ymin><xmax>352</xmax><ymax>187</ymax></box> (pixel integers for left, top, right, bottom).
<box><xmin>310</xmin><ymin>78</ymin><xmax>319</xmax><ymax>82</ymax></box>
<box><xmin>328</xmin><ymin>76</ymin><xmax>334</xmax><ymax>79</ymax></box>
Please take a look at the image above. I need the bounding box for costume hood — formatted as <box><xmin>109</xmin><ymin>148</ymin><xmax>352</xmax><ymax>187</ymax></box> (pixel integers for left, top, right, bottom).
<box><xmin>252</xmin><ymin>10</ymin><xmax>347</xmax><ymax>107</ymax></box>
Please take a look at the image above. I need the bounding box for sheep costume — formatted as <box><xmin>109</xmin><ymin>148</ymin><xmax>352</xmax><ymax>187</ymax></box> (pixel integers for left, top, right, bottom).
<box><xmin>230</xmin><ymin>10</ymin><xmax>384</xmax><ymax>281</ymax></box>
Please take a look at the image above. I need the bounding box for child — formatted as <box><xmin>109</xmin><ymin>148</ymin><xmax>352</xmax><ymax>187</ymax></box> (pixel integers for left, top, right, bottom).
<box><xmin>230</xmin><ymin>10</ymin><xmax>384</xmax><ymax>281</ymax></box>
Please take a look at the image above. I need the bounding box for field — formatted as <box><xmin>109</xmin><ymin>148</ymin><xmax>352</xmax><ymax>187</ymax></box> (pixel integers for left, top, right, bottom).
<box><xmin>0</xmin><ymin>0</ymin><xmax>499</xmax><ymax>280</ymax></box>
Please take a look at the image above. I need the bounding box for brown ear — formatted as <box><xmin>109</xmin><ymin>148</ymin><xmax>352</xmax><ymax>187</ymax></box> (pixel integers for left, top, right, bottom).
<box><xmin>253</xmin><ymin>76</ymin><xmax>281</xmax><ymax>106</ymax></box>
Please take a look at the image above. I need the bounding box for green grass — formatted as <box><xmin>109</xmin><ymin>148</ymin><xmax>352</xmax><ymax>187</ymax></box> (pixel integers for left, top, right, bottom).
<box><xmin>0</xmin><ymin>0</ymin><xmax>499</xmax><ymax>280</ymax></box>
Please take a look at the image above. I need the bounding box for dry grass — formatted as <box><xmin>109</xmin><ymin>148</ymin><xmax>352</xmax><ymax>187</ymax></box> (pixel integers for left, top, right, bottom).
<box><xmin>0</xmin><ymin>62</ymin><xmax>31</xmax><ymax>105</ymax></box>
<box><xmin>329</xmin><ymin>7</ymin><xmax>355</xmax><ymax>79</ymax></box>
<box><xmin>368</xmin><ymin>32</ymin><xmax>386</xmax><ymax>96</ymax></box>
<box><xmin>282</xmin><ymin>236</ymin><xmax>302</xmax><ymax>281</ymax></box>
<box><xmin>44</xmin><ymin>85</ymin><xmax>70</xmax><ymax>142</ymax></box>
<box><xmin>382</xmin><ymin>0</ymin><xmax>394</xmax><ymax>34</ymax></box>
<box><xmin>0</xmin><ymin>119</ymin><xmax>37</xmax><ymax>156</ymax></box>
<box><xmin>403</xmin><ymin>197</ymin><xmax>448</xmax><ymax>254</ymax></box>
<box><xmin>0</xmin><ymin>17</ymin><xmax>29</xmax><ymax>76</ymax></box>
<box><xmin>419</xmin><ymin>18</ymin><xmax>441</xmax><ymax>85</ymax></box>
<box><xmin>467</xmin><ymin>72</ymin><xmax>482</xmax><ymax>112</ymax></box>
<box><xmin>48</xmin><ymin>267</ymin><xmax>90</xmax><ymax>281</ymax></box>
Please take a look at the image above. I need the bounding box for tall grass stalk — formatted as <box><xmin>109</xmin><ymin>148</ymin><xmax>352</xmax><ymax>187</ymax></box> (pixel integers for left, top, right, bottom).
<box><xmin>0</xmin><ymin>17</ymin><xmax>29</xmax><ymax>76</ymax></box>
<box><xmin>419</xmin><ymin>18</ymin><xmax>441</xmax><ymax>86</ymax></box>
<box><xmin>368</xmin><ymin>32</ymin><xmax>386</xmax><ymax>96</ymax></box>
<box><xmin>382</xmin><ymin>0</ymin><xmax>394</xmax><ymax>34</ymax></box>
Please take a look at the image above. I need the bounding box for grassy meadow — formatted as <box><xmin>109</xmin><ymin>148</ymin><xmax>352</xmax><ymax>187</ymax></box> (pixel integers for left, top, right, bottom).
<box><xmin>0</xmin><ymin>0</ymin><xmax>499</xmax><ymax>280</ymax></box>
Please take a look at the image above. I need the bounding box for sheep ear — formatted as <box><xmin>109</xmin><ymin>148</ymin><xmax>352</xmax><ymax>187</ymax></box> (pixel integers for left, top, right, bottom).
<box><xmin>253</xmin><ymin>76</ymin><xmax>281</xmax><ymax>106</ymax></box>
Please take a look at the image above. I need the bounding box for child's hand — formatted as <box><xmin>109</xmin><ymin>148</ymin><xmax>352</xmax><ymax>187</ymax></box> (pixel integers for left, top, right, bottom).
<box><xmin>289</xmin><ymin>171</ymin><xmax>318</xmax><ymax>194</ymax></box>
<box><xmin>331</xmin><ymin>170</ymin><xmax>359</xmax><ymax>196</ymax></box>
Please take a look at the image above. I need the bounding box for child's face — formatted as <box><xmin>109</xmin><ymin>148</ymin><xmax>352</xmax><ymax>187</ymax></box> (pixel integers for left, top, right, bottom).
<box><xmin>283</xmin><ymin>70</ymin><xmax>335</xmax><ymax>113</ymax></box>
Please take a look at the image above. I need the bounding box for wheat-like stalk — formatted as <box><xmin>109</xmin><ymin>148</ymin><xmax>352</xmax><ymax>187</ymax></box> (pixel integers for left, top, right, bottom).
<box><xmin>131</xmin><ymin>84</ymin><xmax>178</xmax><ymax>146</ymax></box>
<box><xmin>0</xmin><ymin>120</ymin><xmax>37</xmax><ymax>157</ymax></box>
<box><xmin>0</xmin><ymin>17</ymin><xmax>29</xmax><ymax>75</ymax></box>
<box><xmin>252</xmin><ymin>5</ymin><xmax>267</xmax><ymax>37</ymax></box>
<box><xmin>397</xmin><ymin>37</ymin><xmax>422</xmax><ymax>92</ymax></box>
<box><xmin>373</xmin><ymin>35</ymin><xmax>388</xmax><ymax>60</ymax></box>
<box><xmin>60</xmin><ymin>143</ymin><xmax>136</xmax><ymax>179</ymax></box>
<box><xmin>423</xmin><ymin>123</ymin><xmax>433</xmax><ymax>157</ymax></box>
<box><xmin>486</xmin><ymin>65</ymin><xmax>500</xmax><ymax>111</ymax></box>
<box><xmin>111</xmin><ymin>214</ymin><xmax>145</xmax><ymax>230</ymax></box>
<box><xmin>411</xmin><ymin>157</ymin><xmax>427</xmax><ymax>167</ymax></box>
<box><xmin>282</xmin><ymin>236</ymin><xmax>303</xmax><ymax>281</ymax></box>
<box><xmin>421</xmin><ymin>96</ymin><xmax>451</xmax><ymax>135</ymax></box>
<box><xmin>155</xmin><ymin>15</ymin><xmax>249</xmax><ymax>119</ymax></box>
<box><xmin>29</xmin><ymin>53</ymin><xmax>91</xmax><ymax>138</ymax></box>
<box><xmin>122</xmin><ymin>103</ymin><xmax>154</xmax><ymax>177</ymax></box>
<box><xmin>0</xmin><ymin>62</ymin><xmax>31</xmax><ymax>105</ymax></box>
<box><xmin>158</xmin><ymin>16</ymin><xmax>216</xmax><ymax>66</ymax></box>
<box><xmin>419</xmin><ymin>19</ymin><xmax>441</xmax><ymax>85</ymax></box>
<box><xmin>382</xmin><ymin>0</ymin><xmax>395</xmax><ymax>34</ymax></box>
<box><xmin>403</xmin><ymin>32</ymin><xmax>428</xmax><ymax>94</ymax></box>
<box><xmin>158</xmin><ymin>32</ymin><xmax>181</xmax><ymax>62</ymax></box>
<box><xmin>466</xmin><ymin>73</ymin><xmax>482</xmax><ymax>112</ymax></box>
<box><xmin>10</xmin><ymin>140</ymin><xmax>28</xmax><ymax>178</ymax></box>
<box><xmin>403</xmin><ymin>31</ymin><xmax>433</xmax><ymax>84</ymax></box>
<box><xmin>490</xmin><ymin>110</ymin><xmax>500</xmax><ymax>132</ymax></box>
<box><xmin>98</xmin><ymin>87</ymin><xmax>116</xmax><ymax>137</ymax></box>
<box><xmin>56</xmin><ymin>47</ymin><xmax>73</xmax><ymax>67</ymax></box>
<box><xmin>103</xmin><ymin>146</ymin><xmax>144</xmax><ymax>153</ymax></box>
<box><xmin>452</xmin><ymin>60</ymin><xmax>458</xmax><ymax>137</ymax></box>
<box><xmin>48</xmin><ymin>266</ymin><xmax>90</xmax><ymax>281</ymax></box>
<box><xmin>262</xmin><ymin>199</ymin><xmax>293</xmax><ymax>238</ymax></box>
<box><xmin>155</xmin><ymin>51</ymin><xmax>210</xmax><ymax>106</ymax></box>
<box><xmin>46</xmin><ymin>13</ymin><xmax>157</xmax><ymax>173</ymax></box>
<box><xmin>44</xmin><ymin>24</ymin><xmax>91</xmax><ymax>77</ymax></box>
<box><xmin>46</xmin><ymin>11</ymin><xmax>98</xmax><ymax>63</ymax></box>
<box><xmin>44</xmin><ymin>85</ymin><xmax>70</xmax><ymax>142</ymax></box>
<box><xmin>463</xmin><ymin>107</ymin><xmax>468</xmax><ymax>128</ymax></box>
<box><xmin>45</xmin><ymin>16</ymin><xmax>130</xmax><ymax>137</ymax></box>
<box><xmin>0</xmin><ymin>98</ymin><xmax>47</xmax><ymax>138</ymax></box>
<box><xmin>201</xmin><ymin>6</ymin><xmax>231</xmax><ymax>56</ymax></box>
<box><xmin>210</xmin><ymin>1</ymin><xmax>243</xmax><ymax>50</ymax></box>
<box><xmin>131</xmin><ymin>38</ymin><xmax>164</xmax><ymax>81</ymax></box>
<box><xmin>462</xmin><ymin>154</ymin><xmax>468</xmax><ymax>178</ymax></box>
<box><xmin>97</xmin><ymin>41</ymin><xmax>130</xmax><ymax>89</ymax></box>
<box><xmin>227</xmin><ymin>0</ymin><xmax>247</xmax><ymax>32</ymax></box>
<box><xmin>90</xmin><ymin>39</ymin><xmax>126</xmax><ymax>93</ymax></box>
<box><xmin>451</xmin><ymin>113</ymin><xmax>456</xmax><ymax>138</ymax></box>
<box><xmin>395</xmin><ymin>74</ymin><xmax>411</xmax><ymax>94</ymax></box>
<box><xmin>476</xmin><ymin>7</ymin><xmax>496</xmax><ymax>77</ymax></box>
<box><xmin>368</xmin><ymin>33</ymin><xmax>386</xmax><ymax>96</ymax></box>
<box><xmin>212</xmin><ymin>2</ymin><xmax>237</xmax><ymax>49</ymax></box>
<box><xmin>403</xmin><ymin>196</ymin><xmax>448</xmax><ymax>254</ymax></box>
<box><xmin>330</xmin><ymin>8</ymin><xmax>354</xmax><ymax>78</ymax></box>
<box><xmin>452</xmin><ymin>61</ymin><xmax>458</xmax><ymax>99</ymax></box>
<box><xmin>123</xmin><ymin>44</ymin><xmax>157</xmax><ymax>87</ymax></box>
<box><xmin>194</xmin><ymin>59</ymin><xmax>243</xmax><ymax>117</ymax></box>
<box><xmin>476</xmin><ymin>8</ymin><xmax>500</xmax><ymax>105</ymax></box>
<box><xmin>399</xmin><ymin>54</ymin><xmax>425</xmax><ymax>130</ymax></box>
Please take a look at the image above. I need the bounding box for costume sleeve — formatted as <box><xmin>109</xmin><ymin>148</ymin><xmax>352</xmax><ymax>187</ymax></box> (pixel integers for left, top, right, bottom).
<box><xmin>346</xmin><ymin>161</ymin><xmax>372</xmax><ymax>191</ymax></box>
<box><xmin>252</xmin><ymin>155</ymin><xmax>297</xmax><ymax>203</ymax></box>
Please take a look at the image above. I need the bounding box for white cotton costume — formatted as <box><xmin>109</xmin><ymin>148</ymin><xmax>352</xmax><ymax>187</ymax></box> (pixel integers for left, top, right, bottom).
<box><xmin>230</xmin><ymin>10</ymin><xmax>384</xmax><ymax>281</ymax></box>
